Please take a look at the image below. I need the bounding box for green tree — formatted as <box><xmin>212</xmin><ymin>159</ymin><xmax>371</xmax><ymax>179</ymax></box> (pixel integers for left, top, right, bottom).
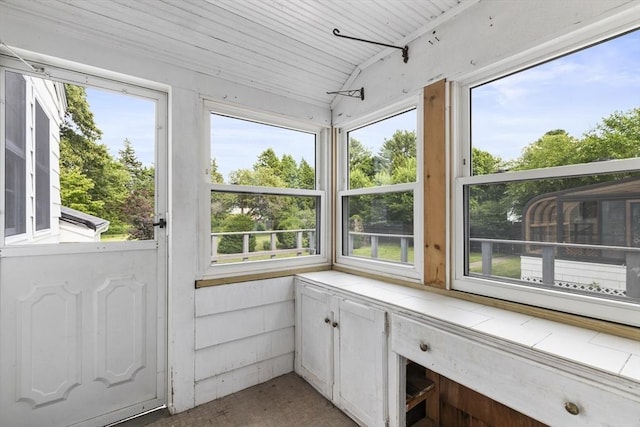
<box><xmin>377</xmin><ymin>130</ymin><xmax>416</xmax><ymax>175</ymax></box>
<box><xmin>280</xmin><ymin>154</ymin><xmax>298</xmax><ymax>187</ymax></box>
<box><xmin>298</xmin><ymin>158</ymin><xmax>315</xmax><ymax>190</ymax></box>
<box><xmin>578</xmin><ymin>108</ymin><xmax>640</xmax><ymax>162</ymax></box>
<box><xmin>210</xmin><ymin>158</ymin><xmax>236</xmax><ymax>230</ymax></box>
<box><xmin>60</xmin><ymin>84</ymin><xmax>129</xmax><ymax>232</ymax></box>
<box><xmin>348</xmin><ymin>138</ymin><xmax>375</xmax><ymax>188</ymax></box>
<box><xmin>512</xmin><ymin>129</ymin><xmax>578</xmax><ymax>171</ymax></box>
<box><xmin>217</xmin><ymin>214</ymin><xmax>256</xmax><ymax>254</ymax></box>
<box><xmin>472</xmin><ymin>147</ymin><xmax>504</xmax><ymax>176</ymax></box>
<box><xmin>210</xmin><ymin>158</ymin><xmax>224</xmax><ymax>184</ymax></box>
<box><xmin>118</xmin><ymin>140</ymin><xmax>155</xmax><ymax>240</ymax></box>
<box><xmin>254</xmin><ymin>148</ymin><xmax>280</xmax><ymax>172</ymax></box>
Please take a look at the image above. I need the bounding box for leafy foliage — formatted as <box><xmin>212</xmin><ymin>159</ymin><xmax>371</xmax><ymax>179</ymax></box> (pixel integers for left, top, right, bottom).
<box><xmin>470</xmin><ymin>108</ymin><xmax>640</xmax><ymax>239</ymax></box>
<box><xmin>217</xmin><ymin>214</ymin><xmax>256</xmax><ymax>254</ymax></box>
<box><xmin>60</xmin><ymin>84</ymin><xmax>154</xmax><ymax>239</ymax></box>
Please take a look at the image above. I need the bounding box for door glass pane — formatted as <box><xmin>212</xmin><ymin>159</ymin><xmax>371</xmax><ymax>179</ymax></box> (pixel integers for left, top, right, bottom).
<box><xmin>3</xmin><ymin>71</ymin><xmax>156</xmax><ymax>244</ymax></box>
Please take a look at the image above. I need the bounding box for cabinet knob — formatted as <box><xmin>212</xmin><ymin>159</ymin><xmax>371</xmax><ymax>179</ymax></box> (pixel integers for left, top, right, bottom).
<box><xmin>332</xmin><ymin>321</ymin><xmax>338</xmax><ymax>328</ymax></box>
<box><xmin>419</xmin><ymin>343</ymin><xmax>430</xmax><ymax>352</ymax></box>
<box><xmin>564</xmin><ymin>402</ymin><xmax>580</xmax><ymax>415</ymax></box>
<box><xmin>324</xmin><ymin>317</ymin><xmax>330</xmax><ymax>324</ymax></box>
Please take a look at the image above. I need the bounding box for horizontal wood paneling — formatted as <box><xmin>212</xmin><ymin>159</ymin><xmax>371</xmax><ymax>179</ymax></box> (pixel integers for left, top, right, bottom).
<box><xmin>195</xmin><ymin>300</ymin><xmax>294</xmax><ymax>349</ymax></box>
<box><xmin>195</xmin><ymin>353</ymin><xmax>294</xmax><ymax>405</ymax></box>
<box><xmin>194</xmin><ymin>277</ymin><xmax>296</xmax><ymax>405</ymax></box>
<box><xmin>196</xmin><ymin>277</ymin><xmax>294</xmax><ymax>317</ymax></box>
<box><xmin>195</xmin><ymin>327</ymin><xmax>294</xmax><ymax>380</ymax></box>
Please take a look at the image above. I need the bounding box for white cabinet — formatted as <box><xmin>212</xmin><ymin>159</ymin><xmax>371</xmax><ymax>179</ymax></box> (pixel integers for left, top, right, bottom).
<box><xmin>295</xmin><ymin>279</ymin><xmax>387</xmax><ymax>427</ymax></box>
<box><xmin>390</xmin><ymin>313</ymin><xmax>640</xmax><ymax>427</ymax></box>
<box><xmin>295</xmin><ymin>282</ymin><xmax>334</xmax><ymax>398</ymax></box>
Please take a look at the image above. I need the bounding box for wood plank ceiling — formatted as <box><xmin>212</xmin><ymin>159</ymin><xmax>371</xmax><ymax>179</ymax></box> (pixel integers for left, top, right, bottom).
<box><xmin>1</xmin><ymin>0</ymin><xmax>474</xmax><ymax>108</ymax></box>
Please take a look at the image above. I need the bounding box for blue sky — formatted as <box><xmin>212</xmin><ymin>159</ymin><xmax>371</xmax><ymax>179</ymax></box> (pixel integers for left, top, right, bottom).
<box><xmin>84</xmin><ymin>28</ymin><xmax>639</xmax><ymax>175</ymax></box>
<box><xmin>85</xmin><ymin>88</ymin><xmax>156</xmax><ymax>167</ymax></box>
<box><xmin>210</xmin><ymin>115</ymin><xmax>316</xmax><ymax>180</ymax></box>
<box><xmin>472</xmin><ymin>29</ymin><xmax>640</xmax><ymax>162</ymax></box>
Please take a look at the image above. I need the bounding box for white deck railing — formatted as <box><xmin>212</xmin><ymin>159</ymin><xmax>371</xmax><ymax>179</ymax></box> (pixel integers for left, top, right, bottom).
<box><xmin>211</xmin><ymin>229</ymin><xmax>316</xmax><ymax>262</ymax></box>
<box><xmin>347</xmin><ymin>231</ymin><xmax>413</xmax><ymax>264</ymax></box>
<box><xmin>469</xmin><ymin>237</ymin><xmax>640</xmax><ymax>298</ymax></box>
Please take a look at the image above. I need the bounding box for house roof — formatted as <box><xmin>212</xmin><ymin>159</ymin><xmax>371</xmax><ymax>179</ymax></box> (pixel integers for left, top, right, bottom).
<box><xmin>0</xmin><ymin>0</ymin><xmax>475</xmax><ymax>109</ymax></box>
<box><xmin>60</xmin><ymin>206</ymin><xmax>110</xmax><ymax>232</ymax></box>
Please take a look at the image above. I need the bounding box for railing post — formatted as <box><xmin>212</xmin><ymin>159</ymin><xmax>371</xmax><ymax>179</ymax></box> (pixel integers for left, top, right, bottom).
<box><xmin>243</xmin><ymin>233</ymin><xmax>249</xmax><ymax>261</ymax></box>
<box><xmin>348</xmin><ymin>234</ymin><xmax>354</xmax><ymax>256</ymax></box>
<box><xmin>481</xmin><ymin>241</ymin><xmax>492</xmax><ymax>276</ymax></box>
<box><xmin>542</xmin><ymin>246</ymin><xmax>555</xmax><ymax>286</ymax></box>
<box><xmin>270</xmin><ymin>232</ymin><xmax>277</xmax><ymax>259</ymax></box>
<box><xmin>211</xmin><ymin>235</ymin><xmax>218</xmax><ymax>263</ymax></box>
<box><xmin>371</xmin><ymin>235</ymin><xmax>378</xmax><ymax>259</ymax></box>
<box><xmin>296</xmin><ymin>231</ymin><xmax>303</xmax><ymax>256</ymax></box>
<box><xmin>400</xmin><ymin>237</ymin><xmax>408</xmax><ymax>263</ymax></box>
<box><xmin>626</xmin><ymin>252</ymin><xmax>640</xmax><ymax>298</ymax></box>
<box><xmin>309</xmin><ymin>231</ymin><xmax>316</xmax><ymax>255</ymax></box>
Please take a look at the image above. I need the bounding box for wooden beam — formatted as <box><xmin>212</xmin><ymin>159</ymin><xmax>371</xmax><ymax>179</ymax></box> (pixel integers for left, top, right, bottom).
<box><xmin>423</xmin><ymin>79</ymin><xmax>447</xmax><ymax>288</ymax></box>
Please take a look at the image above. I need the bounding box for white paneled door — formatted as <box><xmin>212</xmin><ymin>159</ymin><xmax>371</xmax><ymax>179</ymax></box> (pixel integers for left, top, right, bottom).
<box><xmin>0</xmin><ymin>244</ymin><xmax>167</xmax><ymax>426</ymax></box>
<box><xmin>0</xmin><ymin>68</ymin><xmax>167</xmax><ymax>427</ymax></box>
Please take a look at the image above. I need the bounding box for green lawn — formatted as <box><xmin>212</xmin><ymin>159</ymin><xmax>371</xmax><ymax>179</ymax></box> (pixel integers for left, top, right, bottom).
<box><xmin>101</xmin><ymin>233</ymin><xmax>128</xmax><ymax>241</ymax></box>
<box><xmin>352</xmin><ymin>243</ymin><xmax>414</xmax><ymax>263</ymax></box>
<box><xmin>469</xmin><ymin>252</ymin><xmax>521</xmax><ymax>279</ymax></box>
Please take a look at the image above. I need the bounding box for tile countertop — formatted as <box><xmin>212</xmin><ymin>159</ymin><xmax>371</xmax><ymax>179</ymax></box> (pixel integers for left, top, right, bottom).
<box><xmin>296</xmin><ymin>271</ymin><xmax>640</xmax><ymax>383</ymax></box>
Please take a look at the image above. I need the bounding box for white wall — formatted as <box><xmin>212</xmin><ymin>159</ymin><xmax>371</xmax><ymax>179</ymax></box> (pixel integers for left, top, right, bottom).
<box><xmin>194</xmin><ymin>277</ymin><xmax>295</xmax><ymax>405</ymax></box>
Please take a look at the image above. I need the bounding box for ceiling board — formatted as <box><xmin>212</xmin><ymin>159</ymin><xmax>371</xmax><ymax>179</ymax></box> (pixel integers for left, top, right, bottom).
<box><xmin>1</xmin><ymin>0</ymin><xmax>475</xmax><ymax>108</ymax></box>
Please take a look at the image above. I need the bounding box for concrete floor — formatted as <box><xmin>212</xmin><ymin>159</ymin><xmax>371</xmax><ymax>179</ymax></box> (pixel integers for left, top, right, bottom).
<box><xmin>118</xmin><ymin>373</ymin><xmax>358</xmax><ymax>427</ymax></box>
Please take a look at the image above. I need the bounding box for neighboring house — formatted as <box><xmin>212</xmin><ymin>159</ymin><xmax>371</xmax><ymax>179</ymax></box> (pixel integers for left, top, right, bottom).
<box><xmin>521</xmin><ymin>177</ymin><xmax>640</xmax><ymax>295</ymax></box>
<box><xmin>4</xmin><ymin>72</ymin><xmax>107</xmax><ymax>244</ymax></box>
<box><xmin>59</xmin><ymin>206</ymin><xmax>110</xmax><ymax>242</ymax></box>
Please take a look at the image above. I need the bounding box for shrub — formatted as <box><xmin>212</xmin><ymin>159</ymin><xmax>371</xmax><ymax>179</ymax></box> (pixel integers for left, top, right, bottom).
<box><xmin>217</xmin><ymin>214</ymin><xmax>256</xmax><ymax>254</ymax></box>
<box><xmin>276</xmin><ymin>216</ymin><xmax>303</xmax><ymax>249</ymax></box>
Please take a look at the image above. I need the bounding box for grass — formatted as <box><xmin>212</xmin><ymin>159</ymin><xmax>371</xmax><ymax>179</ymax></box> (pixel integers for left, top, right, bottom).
<box><xmin>469</xmin><ymin>252</ymin><xmax>521</xmax><ymax>279</ymax></box>
<box><xmin>352</xmin><ymin>243</ymin><xmax>414</xmax><ymax>264</ymax></box>
<box><xmin>101</xmin><ymin>233</ymin><xmax>128</xmax><ymax>241</ymax></box>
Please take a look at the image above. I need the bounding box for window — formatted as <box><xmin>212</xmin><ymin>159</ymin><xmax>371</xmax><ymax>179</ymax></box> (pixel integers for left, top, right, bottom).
<box><xmin>337</xmin><ymin>104</ymin><xmax>423</xmax><ymax>281</ymax></box>
<box><xmin>4</xmin><ymin>72</ymin><xmax>52</xmax><ymax>239</ymax></box>
<box><xmin>4</xmin><ymin>71</ymin><xmax>26</xmax><ymax>237</ymax></box>
<box><xmin>455</xmin><ymin>26</ymin><xmax>640</xmax><ymax>325</ymax></box>
<box><xmin>205</xmin><ymin>104</ymin><xmax>328</xmax><ymax>277</ymax></box>
<box><xmin>35</xmin><ymin>100</ymin><xmax>50</xmax><ymax>231</ymax></box>
<box><xmin>2</xmin><ymin>66</ymin><xmax>161</xmax><ymax>245</ymax></box>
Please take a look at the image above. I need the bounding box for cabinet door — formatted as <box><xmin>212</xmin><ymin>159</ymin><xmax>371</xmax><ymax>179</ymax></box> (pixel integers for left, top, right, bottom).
<box><xmin>334</xmin><ymin>298</ymin><xmax>387</xmax><ymax>427</ymax></box>
<box><xmin>295</xmin><ymin>283</ymin><xmax>334</xmax><ymax>398</ymax></box>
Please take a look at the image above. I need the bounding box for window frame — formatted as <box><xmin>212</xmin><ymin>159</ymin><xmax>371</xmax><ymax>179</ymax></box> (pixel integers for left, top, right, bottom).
<box><xmin>335</xmin><ymin>96</ymin><xmax>424</xmax><ymax>282</ymax></box>
<box><xmin>452</xmin><ymin>17</ymin><xmax>640</xmax><ymax>326</ymax></box>
<box><xmin>3</xmin><ymin>70</ymin><xmax>27</xmax><ymax>239</ymax></box>
<box><xmin>0</xmin><ymin>57</ymin><xmax>168</xmax><ymax>250</ymax></box>
<box><xmin>202</xmin><ymin>101</ymin><xmax>330</xmax><ymax>279</ymax></box>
